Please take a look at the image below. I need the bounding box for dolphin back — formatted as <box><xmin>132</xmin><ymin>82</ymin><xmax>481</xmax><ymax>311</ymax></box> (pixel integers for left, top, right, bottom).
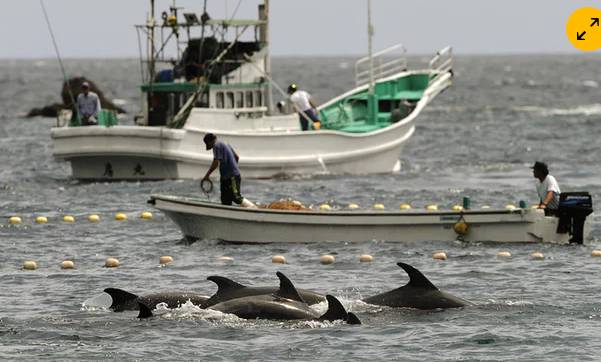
<box><xmin>319</xmin><ymin>295</ymin><xmax>361</xmax><ymax>324</ymax></box>
<box><xmin>104</xmin><ymin>288</ymin><xmax>139</xmax><ymax>312</ymax></box>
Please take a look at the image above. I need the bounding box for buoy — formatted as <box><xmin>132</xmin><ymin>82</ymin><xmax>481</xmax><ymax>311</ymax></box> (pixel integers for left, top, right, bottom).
<box><xmin>530</xmin><ymin>252</ymin><xmax>545</xmax><ymax>260</ymax></box>
<box><xmin>104</xmin><ymin>257</ymin><xmax>120</xmax><ymax>268</ymax></box>
<box><xmin>63</xmin><ymin>215</ymin><xmax>75</xmax><ymax>223</ymax></box>
<box><xmin>373</xmin><ymin>203</ymin><xmax>385</xmax><ymax>210</ymax></box>
<box><xmin>426</xmin><ymin>204</ymin><xmax>438</xmax><ymax>211</ymax></box>
<box><xmin>23</xmin><ymin>260</ymin><xmax>37</xmax><ymax>270</ymax></box>
<box><xmin>9</xmin><ymin>216</ymin><xmax>22</xmax><ymax>225</ymax></box>
<box><xmin>88</xmin><ymin>214</ymin><xmax>100</xmax><ymax>222</ymax></box>
<box><xmin>453</xmin><ymin>219</ymin><xmax>469</xmax><ymax>235</ymax></box>
<box><xmin>159</xmin><ymin>256</ymin><xmax>173</xmax><ymax>265</ymax></box>
<box><xmin>451</xmin><ymin>205</ymin><xmax>463</xmax><ymax>211</ymax></box>
<box><xmin>347</xmin><ymin>203</ymin><xmax>360</xmax><ymax>210</ymax></box>
<box><xmin>505</xmin><ymin>204</ymin><xmax>516</xmax><ymax>210</ymax></box>
<box><xmin>399</xmin><ymin>203</ymin><xmax>412</xmax><ymax>210</ymax></box>
<box><xmin>35</xmin><ymin>216</ymin><xmax>48</xmax><ymax>224</ymax></box>
<box><xmin>140</xmin><ymin>211</ymin><xmax>153</xmax><ymax>220</ymax></box>
<box><xmin>115</xmin><ymin>213</ymin><xmax>127</xmax><ymax>221</ymax></box>
<box><xmin>272</xmin><ymin>255</ymin><xmax>287</xmax><ymax>264</ymax></box>
<box><xmin>481</xmin><ymin>205</ymin><xmax>491</xmax><ymax>209</ymax></box>
<box><xmin>320</xmin><ymin>255</ymin><xmax>335</xmax><ymax>265</ymax></box>
<box><xmin>433</xmin><ymin>251</ymin><xmax>447</xmax><ymax>260</ymax></box>
<box><xmin>359</xmin><ymin>254</ymin><xmax>373</xmax><ymax>262</ymax></box>
<box><xmin>497</xmin><ymin>251</ymin><xmax>512</xmax><ymax>258</ymax></box>
<box><xmin>60</xmin><ymin>260</ymin><xmax>75</xmax><ymax>269</ymax></box>
<box><xmin>216</xmin><ymin>256</ymin><xmax>234</xmax><ymax>262</ymax></box>
<box><xmin>591</xmin><ymin>250</ymin><xmax>601</xmax><ymax>257</ymax></box>
<box><xmin>319</xmin><ymin>204</ymin><xmax>331</xmax><ymax>210</ymax></box>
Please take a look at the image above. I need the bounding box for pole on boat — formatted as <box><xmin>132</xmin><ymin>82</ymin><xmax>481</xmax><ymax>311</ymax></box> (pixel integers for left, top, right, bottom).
<box><xmin>366</xmin><ymin>0</ymin><xmax>377</xmax><ymax>125</ymax></box>
<box><xmin>149</xmin><ymin>0</ymin><xmax>156</xmax><ymax>83</ymax></box>
<box><xmin>39</xmin><ymin>0</ymin><xmax>80</xmax><ymax>123</ymax></box>
<box><xmin>260</xmin><ymin>0</ymin><xmax>274</xmax><ymax>114</ymax></box>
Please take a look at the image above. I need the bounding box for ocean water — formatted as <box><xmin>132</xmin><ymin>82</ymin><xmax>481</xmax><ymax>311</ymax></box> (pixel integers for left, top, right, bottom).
<box><xmin>1</xmin><ymin>54</ymin><xmax>601</xmax><ymax>361</ymax></box>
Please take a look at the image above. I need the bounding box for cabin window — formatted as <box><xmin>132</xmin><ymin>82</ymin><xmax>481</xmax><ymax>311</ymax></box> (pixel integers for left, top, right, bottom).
<box><xmin>216</xmin><ymin>92</ymin><xmax>224</xmax><ymax>108</ymax></box>
<box><xmin>236</xmin><ymin>92</ymin><xmax>244</xmax><ymax>108</ymax></box>
<box><xmin>225</xmin><ymin>92</ymin><xmax>234</xmax><ymax>108</ymax></box>
<box><xmin>245</xmin><ymin>91</ymin><xmax>253</xmax><ymax>107</ymax></box>
<box><xmin>254</xmin><ymin>90</ymin><xmax>262</xmax><ymax>106</ymax></box>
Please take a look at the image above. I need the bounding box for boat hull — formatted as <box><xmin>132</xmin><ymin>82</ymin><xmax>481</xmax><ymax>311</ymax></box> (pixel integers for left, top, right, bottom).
<box><xmin>150</xmin><ymin>195</ymin><xmax>592</xmax><ymax>244</ymax></box>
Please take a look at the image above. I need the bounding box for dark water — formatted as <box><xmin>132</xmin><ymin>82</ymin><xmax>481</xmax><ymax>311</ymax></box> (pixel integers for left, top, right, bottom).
<box><xmin>1</xmin><ymin>55</ymin><xmax>601</xmax><ymax>360</ymax></box>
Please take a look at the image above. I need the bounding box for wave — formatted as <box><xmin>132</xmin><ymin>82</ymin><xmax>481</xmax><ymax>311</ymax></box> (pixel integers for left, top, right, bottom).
<box><xmin>513</xmin><ymin>104</ymin><xmax>601</xmax><ymax>117</ymax></box>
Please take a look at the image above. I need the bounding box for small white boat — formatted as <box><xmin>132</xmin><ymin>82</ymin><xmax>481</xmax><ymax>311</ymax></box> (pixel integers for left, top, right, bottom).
<box><xmin>50</xmin><ymin>0</ymin><xmax>453</xmax><ymax>180</ymax></box>
<box><xmin>149</xmin><ymin>195</ymin><xmax>592</xmax><ymax>244</ymax></box>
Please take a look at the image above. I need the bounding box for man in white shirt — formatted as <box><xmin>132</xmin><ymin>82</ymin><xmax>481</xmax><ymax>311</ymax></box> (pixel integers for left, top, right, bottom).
<box><xmin>77</xmin><ymin>82</ymin><xmax>101</xmax><ymax>126</ymax></box>
<box><xmin>532</xmin><ymin>161</ymin><xmax>561</xmax><ymax>215</ymax></box>
<box><xmin>287</xmin><ymin>83</ymin><xmax>321</xmax><ymax>131</ymax></box>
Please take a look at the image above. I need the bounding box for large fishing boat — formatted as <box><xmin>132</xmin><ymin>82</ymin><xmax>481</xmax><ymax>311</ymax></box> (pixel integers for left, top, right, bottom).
<box><xmin>51</xmin><ymin>1</ymin><xmax>453</xmax><ymax>180</ymax></box>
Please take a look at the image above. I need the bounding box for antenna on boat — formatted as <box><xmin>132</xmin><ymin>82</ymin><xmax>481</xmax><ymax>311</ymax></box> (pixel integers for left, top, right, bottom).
<box><xmin>39</xmin><ymin>0</ymin><xmax>79</xmax><ymax>121</ymax></box>
<box><xmin>366</xmin><ymin>0</ymin><xmax>376</xmax><ymax>124</ymax></box>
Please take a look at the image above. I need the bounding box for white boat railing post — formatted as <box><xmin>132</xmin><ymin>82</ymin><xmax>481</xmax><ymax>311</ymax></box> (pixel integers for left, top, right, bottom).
<box><xmin>428</xmin><ymin>46</ymin><xmax>453</xmax><ymax>85</ymax></box>
<box><xmin>354</xmin><ymin>43</ymin><xmax>407</xmax><ymax>87</ymax></box>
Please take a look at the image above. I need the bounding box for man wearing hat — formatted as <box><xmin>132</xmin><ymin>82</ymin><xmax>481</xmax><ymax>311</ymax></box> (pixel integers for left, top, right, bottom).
<box><xmin>202</xmin><ymin>133</ymin><xmax>244</xmax><ymax>206</ymax></box>
<box><xmin>287</xmin><ymin>83</ymin><xmax>321</xmax><ymax>131</ymax></box>
<box><xmin>532</xmin><ymin>161</ymin><xmax>561</xmax><ymax>215</ymax></box>
<box><xmin>76</xmin><ymin>81</ymin><xmax>101</xmax><ymax>126</ymax></box>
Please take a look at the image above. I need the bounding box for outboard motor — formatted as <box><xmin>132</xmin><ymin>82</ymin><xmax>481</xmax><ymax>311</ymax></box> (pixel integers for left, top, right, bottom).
<box><xmin>556</xmin><ymin>192</ymin><xmax>593</xmax><ymax>244</ymax></box>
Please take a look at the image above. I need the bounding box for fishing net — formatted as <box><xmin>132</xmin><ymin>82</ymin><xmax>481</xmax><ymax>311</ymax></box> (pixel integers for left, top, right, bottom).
<box><xmin>261</xmin><ymin>198</ymin><xmax>310</xmax><ymax>211</ymax></box>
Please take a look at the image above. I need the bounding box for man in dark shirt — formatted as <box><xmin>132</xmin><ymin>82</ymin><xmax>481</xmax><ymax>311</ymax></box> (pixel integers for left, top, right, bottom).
<box><xmin>202</xmin><ymin>133</ymin><xmax>244</xmax><ymax>205</ymax></box>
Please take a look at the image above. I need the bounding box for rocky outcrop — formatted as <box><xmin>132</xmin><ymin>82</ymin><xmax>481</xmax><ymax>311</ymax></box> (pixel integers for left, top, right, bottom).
<box><xmin>26</xmin><ymin>76</ymin><xmax>126</xmax><ymax>118</ymax></box>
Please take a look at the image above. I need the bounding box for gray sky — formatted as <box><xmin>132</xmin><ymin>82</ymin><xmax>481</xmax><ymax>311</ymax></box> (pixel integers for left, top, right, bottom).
<box><xmin>0</xmin><ymin>0</ymin><xmax>597</xmax><ymax>58</ymax></box>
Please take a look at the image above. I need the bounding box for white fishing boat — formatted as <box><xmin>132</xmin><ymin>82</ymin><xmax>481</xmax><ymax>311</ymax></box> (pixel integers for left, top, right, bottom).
<box><xmin>148</xmin><ymin>194</ymin><xmax>593</xmax><ymax>244</ymax></box>
<box><xmin>50</xmin><ymin>0</ymin><xmax>453</xmax><ymax>180</ymax></box>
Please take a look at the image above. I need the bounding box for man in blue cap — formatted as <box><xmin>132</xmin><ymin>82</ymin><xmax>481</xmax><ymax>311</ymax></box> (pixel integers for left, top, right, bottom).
<box><xmin>531</xmin><ymin>161</ymin><xmax>561</xmax><ymax>215</ymax></box>
<box><xmin>202</xmin><ymin>133</ymin><xmax>245</xmax><ymax>206</ymax></box>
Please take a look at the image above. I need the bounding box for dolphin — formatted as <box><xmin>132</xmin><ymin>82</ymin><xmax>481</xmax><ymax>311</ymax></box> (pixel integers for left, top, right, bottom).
<box><xmin>200</xmin><ymin>274</ymin><xmax>325</xmax><ymax>308</ymax></box>
<box><xmin>362</xmin><ymin>262</ymin><xmax>473</xmax><ymax>309</ymax></box>
<box><xmin>104</xmin><ymin>288</ymin><xmax>210</xmax><ymax>312</ymax></box>
<box><xmin>138</xmin><ymin>272</ymin><xmax>360</xmax><ymax>324</ymax></box>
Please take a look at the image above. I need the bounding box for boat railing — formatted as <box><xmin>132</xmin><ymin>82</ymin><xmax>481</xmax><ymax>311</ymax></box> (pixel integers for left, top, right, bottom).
<box><xmin>428</xmin><ymin>46</ymin><xmax>453</xmax><ymax>84</ymax></box>
<box><xmin>354</xmin><ymin>43</ymin><xmax>407</xmax><ymax>87</ymax></box>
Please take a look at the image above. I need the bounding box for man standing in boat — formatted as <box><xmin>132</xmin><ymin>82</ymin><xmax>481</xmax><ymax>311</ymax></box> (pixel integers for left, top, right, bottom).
<box><xmin>532</xmin><ymin>161</ymin><xmax>561</xmax><ymax>216</ymax></box>
<box><xmin>287</xmin><ymin>83</ymin><xmax>321</xmax><ymax>131</ymax></box>
<box><xmin>202</xmin><ymin>133</ymin><xmax>253</xmax><ymax>207</ymax></box>
<box><xmin>76</xmin><ymin>82</ymin><xmax>101</xmax><ymax>126</ymax></box>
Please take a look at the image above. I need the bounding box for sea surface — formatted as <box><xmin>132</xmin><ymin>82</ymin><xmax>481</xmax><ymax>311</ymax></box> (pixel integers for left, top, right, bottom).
<box><xmin>1</xmin><ymin>54</ymin><xmax>601</xmax><ymax>361</ymax></box>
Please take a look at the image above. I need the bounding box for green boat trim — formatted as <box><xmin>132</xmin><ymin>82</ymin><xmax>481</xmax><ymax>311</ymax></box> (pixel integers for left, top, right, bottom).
<box><xmin>69</xmin><ymin>109</ymin><xmax>119</xmax><ymax>127</ymax></box>
<box><xmin>319</xmin><ymin>73</ymin><xmax>430</xmax><ymax>133</ymax></box>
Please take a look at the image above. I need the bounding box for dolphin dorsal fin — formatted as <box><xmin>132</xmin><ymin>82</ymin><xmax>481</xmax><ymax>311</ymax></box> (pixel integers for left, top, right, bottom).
<box><xmin>137</xmin><ymin>302</ymin><xmax>153</xmax><ymax>319</ymax></box>
<box><xmin>397</xmin><ymin>262</ymin><xmax>438</xmax><ymax>290</ymax></box>
<box><xmin>319</xmin><ymin>295</ymin><xmax>349</xmax><ymax>322</ymax></box>
<box><xmin>104</xmin><ymin>288</ymin><xmax>139</xmax><ymax>310</ymax></box>
<box><xmin>207</xmin><ymin>276</ymin><xmax>246</xmax><ymax>294</ymax></box>
<box><xmin>275</xmin><ymin>272</ymin><xmax>306</xmax><ymax>303</ymax></box>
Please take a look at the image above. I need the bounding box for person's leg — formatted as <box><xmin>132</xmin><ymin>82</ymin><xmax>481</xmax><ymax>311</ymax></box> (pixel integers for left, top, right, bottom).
<box><xmin>306</xmin><ymin>109</ymin><xmax>321</xmax><ymax>130</ymax></box>
<box><xmin>299</xmin><ymin>113</ymin><xmax>309</xmax><ymax>131</ymax></box>
<box><xmin>220</xmin><ymin>180</ymin><xmax>233</xmax><ymax>205</ymax></box>
<box><xmin>231</xmin><ymin>176</ymin><xmax>244</xmax><ymax>204</ymax></box>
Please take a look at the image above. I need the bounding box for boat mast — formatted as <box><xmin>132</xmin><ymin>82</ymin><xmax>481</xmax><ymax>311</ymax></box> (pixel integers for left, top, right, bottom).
<box><xmin>262</xmin><ymin>0</ymin><xmax>273</xmax><ymax>114</ymax></box>
<box><xmin>367</xmin><ymin>0</ymin><xmax>376</xmax><ymax>124</ymax></box>
<box><xmin>148</xmin><ymin>0</ymin><xmax>156</xmax><ymax>83</ymax></box>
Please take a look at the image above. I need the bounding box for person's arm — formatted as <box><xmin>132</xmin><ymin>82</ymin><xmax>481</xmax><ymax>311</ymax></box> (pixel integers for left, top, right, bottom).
<box><xmin>95</xmin><ymin>95</ymin><xmax>101</xmax><ymax>116</ymax></box>
<box><xmin>232</xmin><ymin>148</ymin><xmax>239</xmax><ymax>163</ymax></box>
<box><xmin>539</xmin><ymin>191</ymin><xmax>554</xmax><ymax>208</ymax></box>
<box><xmin>202</xmin><ymin>159</ymin><xmax>219</xmax><ymax>180</ymax></box>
